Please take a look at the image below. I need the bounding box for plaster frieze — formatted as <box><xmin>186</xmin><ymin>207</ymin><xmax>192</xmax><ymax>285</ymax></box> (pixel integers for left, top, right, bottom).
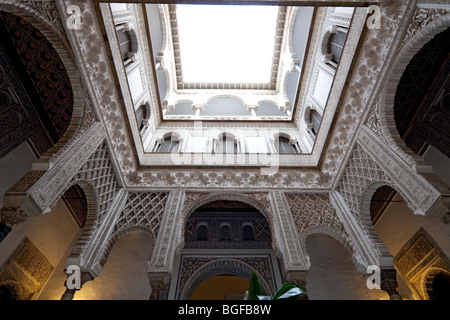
<box><xmin>285</xmin><ymin>193</ymin><xmax>355</xmax><ymax>253</ymax></box>
<box><xmin>148</xmin><ymin>189</ymin><xmax>185</xmax><ymax>275</ymax></box>
<box><xmin>113</xmin><ymin>191</ymin><xmax>169</xmax><ymax>241</ymax></box>
<box><xmin>269</xmin><ymin>190</ymin><xmax>310</xmax><ymax>271</ymax></box>
<box><xmin>322</xmin><ymin>1</ymin><xmax>416</xmax><ymax>181</ymax></box>
<box><xmin>358</xmin><ymin>126</ymin><xmax>447</xmax><ymax>217</ymax></box>
<box><xmin>400</xmin><ymin>6</ymin><xmax>449</xmax><ymax>51</ymax></box>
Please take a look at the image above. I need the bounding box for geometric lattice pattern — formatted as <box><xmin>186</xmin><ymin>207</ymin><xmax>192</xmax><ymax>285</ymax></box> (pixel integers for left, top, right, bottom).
<box><xmin>255</xmin><ymin>219</ymin><xmax>271</xmax><ymax>239</ymax></box>
<box><xmin>337</xmin><ymin>143</ymin><xmax>393</xmax><ymax>221</ymax></box>
<box><xmin>114</xmin><ymin>192</ymin><xmax>169</xmax><ymax>240</ymax></box>
<box><xmin>71</xmin><ymin>141</ymin><xmax>119</xmax><ymax>222</ymax></box>
<box><xmin>185</xmin><ymin>220</ymin><xmax>195</xmax><ymax>238</ymax></box>
<box><xmin>285</xmin><ymin>193</ymin><xmax>351</xmax><ymax>250</ymax></box>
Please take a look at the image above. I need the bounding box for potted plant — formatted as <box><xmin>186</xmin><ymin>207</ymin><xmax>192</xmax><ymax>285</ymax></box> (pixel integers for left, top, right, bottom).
<box><xmin>244</xmin><ymin>271</ymin><xmax>308</xmax><ymax>300</ymax></box>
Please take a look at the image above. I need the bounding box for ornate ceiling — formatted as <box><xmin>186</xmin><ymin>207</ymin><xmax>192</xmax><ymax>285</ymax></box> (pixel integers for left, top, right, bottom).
<box><xmin>394</xmin><ymin>26</ymin><xmax>450</xmax><ymax>157</ymax></box>
<box><xmin>30</xmin><ymin>0</ymin><xmax>427</xmax><ymax>192</ymax></box>
<box><xmin>0</xmin><ymin>11</ymin><xmax>73</xmax><ymax>157</ymax></box>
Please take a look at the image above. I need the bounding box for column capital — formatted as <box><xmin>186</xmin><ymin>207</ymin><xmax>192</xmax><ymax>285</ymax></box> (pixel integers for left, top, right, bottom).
<box><xmin>60</xmin><ymin>270</ymin><xmax>95</xmax><ymax>300</ymax></box>
<box><xmin>0</xmin><ymin>206</ymin><xmax>27</xmax><ymax>226</ymax></box>
<box><xmin>192</xmin><ymin>103</ymin><xmax>205</xmax><ymax>111</ymax></box>
<box><xmin>380</xmin><ymin>268</ymin><xmax>401</xmax><ymax>300</ymax></box>
<box><xmin>148</xmin><ymin>272</ymin><xmax>170</xmax><ymax>300</ymax></box>
<box><xmin>162</xmin><ymin>100</ymin><xmax>174</xmax><ymax>115</ymax></box>
<box><xmin>246</xmin><ymin>104</ymin><xmax>259</xmax><ymax>112</ymax></box>
<box><xmin>284</xmin><ymin>270</ymin><xmax>308</xmax><ymax>288</ymax></box>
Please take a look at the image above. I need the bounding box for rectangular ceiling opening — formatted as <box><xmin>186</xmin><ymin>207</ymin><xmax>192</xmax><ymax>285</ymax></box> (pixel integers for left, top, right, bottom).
<box><xmin>175</xmin><ymin>4</ymin><xmax>280</xmax><ymax>84</ymax></box>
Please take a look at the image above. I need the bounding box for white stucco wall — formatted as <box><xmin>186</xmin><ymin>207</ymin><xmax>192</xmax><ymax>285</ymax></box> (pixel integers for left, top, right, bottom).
<box><xmin>74</xmin><ymin>232</ymin><xmax>153</xmax><ymax>300</ymax></box>
<box><xmin>305</xmin><ymin>233</ymin><xmax>389</xmax><ymax>300</ymax></box>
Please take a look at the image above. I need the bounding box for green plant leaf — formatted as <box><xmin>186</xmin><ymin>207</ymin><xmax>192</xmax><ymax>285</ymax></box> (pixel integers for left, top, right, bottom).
<box><xmin>248</xmin><ymin>271</ymin><xmax>263</xmax><ymax>300</ymax></box>
<box><xmin>272</xmin><ymin>282</ymin><xmax>306</xmax><ymax>300</ymax></box>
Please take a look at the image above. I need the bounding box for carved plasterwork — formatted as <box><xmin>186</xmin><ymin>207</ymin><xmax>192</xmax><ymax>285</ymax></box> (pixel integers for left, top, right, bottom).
<box><xmin>70</xmin><ymin>189</ymin><xmax>127</xmax><ymax>274</ymax></box>
<box><xmin>3</xmin><ymin>0</ymin><xmax>415</xmax><ymax>203</ymax></box>
<box><xmin>53</xmin><ymin>0</ymin><xmax>412</xmax><ymax>192</ymax></box>
<box><xmin>52</xmin><ymin>0</ymin><xmax>414</xmax><ymax>192</ymax></box>
<box><xmin>322</xmin><ymin>1</ymin><xmax>416</xmax><ymax>180</ymax></box>
<box><xmin>69</xmin><ymin>141</ymin><xmax>119</xmax><ymax>223</ymax></box>
<box><xmin>148</xmin><ymin>189</ymin><xmax>185</xmax><ymax>274</ymax></box>
<box><xmin>149</xmin><ymin>278</ymin><xmax>167</xmax><ymax>300</ymax></box>
<box><xmin>0</xmin><ymin>0</ymin><xmax>89</xmax><ymax>167</ymax></box>
<box><xmin>0</xmin><ymin>121</ymin><xmax>106</xmax><ymax>220</ymax></box>
<box><xmin>176</xmin><ymin>256</ymin><xmax>275</xmax><ymax>300</ymax></box>
<box><xmin>0</xmin><ymin>206</ymin><xmax>27</xmax><ymax>226</ymax></box>
<box><xmin>365</xmin><ymin>98</ymin><xmax>385</xmax><ymax>143</ymax></box>
<box><xmin>0</xmin><ymin>237</ymin><xmax>54</xmax><ymax>300</ymax></box>
<box><xmin>394</xmin><ymin>228</ymin><xmax>450</xmax><ymax>300</ymax></box>
<box><xmin>337</xmin><ymin>142</ymin><xmax>396</xmax><ymax>227</ymax></box>
<box><xmin>128</xmin><ymin>168</ymin><xmax>329</xmax><ymax>192</ymax></box>
<box><xmin>269</xmin><ymin>190</ymin><xmax>310</xmax><ymax>271</ymax></box>
<box><xmin>179</xmin><ymin>192</ymin><xmax>275</xmax><ymax>248</ymax></box>
<box><xmin>24</xmin><ymin>122</ymin><xmax>106</xmax><ymax>213</ymax></box>
<box><xmin>374</xmin><ymin>6</ymin><xmax>450</xmax><ymax>171</ymax></box>
<box><xmin>113</xmin><ymin>192</ymin><xmax>169</xmax><ymax>241</ymax></box>
<box><xmin>0</xmin><ymin>0</ymin><xmax>65</xmax><ymax>40</ymax></box>
<box><xmin>285</xmin><ymin>193</ymin><xmax>357</xmax><ymax>259</ymax></box>
<box><xmin>358</xmin><ymin>126</ymin><xmax>445</xmax><ymax>216</ymax></box>
<box><xmin>400</xmin><ymin>6</ymin><xmax>450</xmax><ymax>51</ymax></box>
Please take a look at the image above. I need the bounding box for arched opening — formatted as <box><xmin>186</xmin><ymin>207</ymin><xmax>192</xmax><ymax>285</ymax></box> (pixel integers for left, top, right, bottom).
<box><xmin>242</xmin><ymin>224</ymin><xmax>255</xmax><ymax>241</ymax></box>
<box><xmin>309</xmin><ymin>109</ymin><xmax>322</xmax><ymax>137</ymax></box>
<box><xmin>369</xmin><ymin>185</ymin><xmax>398</xmax><ymax>226</ymax></box>
<box><xmin>328</xmin><ymin>30</ymin><xmax>347</xmax><ymax>65</ymax></box>
<box><xmin>428</xmin><ymin>272</ymin><xmax>450</xmax><ymax>301</ymax></box>
<box><xmin>219</xmin><ymin>223</ymin><xmax>231</xmax><ymax>241</ymax></box>
<box><xmin>117</xmin><ymin>29</ymin><xmax>132</xmax><ymax>59</ymax></box>
<box><xmin>189</xmin><ymin>275</ymin><xmax>250</xmax><ymax>300</ymax></box>
<box><xmin>135</xmin><ymin>104</ymin><xmax>147</xmax><ymax>131</ymax></box>
<box><xmin>216</xmin><ymin>133</ymin><xmax>237</xmax><ymax>154</ymax></box>
<box><xmin>61</xmin><ymin>184</ymin><xmax>88</xmax><ymax>227</ymax></box>
<box><xmin>368</xmin><ymin>185</ymin><xmax>418</xmax><ymax>255</ymax></box>
<box><xmin>74</xmin><ymin>231</ymin><xmax>154</xmax><ymax>299</ymax></box>
<box><xmin>195</xmin><ymin>224</ymin><xmax>208</xmax><ymax>241</ymax></box>
<box><xmin>366</xmin><ymin>184</ymin><xmax>450</xmax><ymax>300</ymax></box>
<box><xmin>305</xmin><ymin>233</ymin><xmax>389</xmax><ymax>300</ymax></box>
<box><xmin>0</xmin><ymin>11</ymin><xmax>73</xmax><ymax>159</ymax></box>
<box><xmin>321</xmin><ymin>27</ymin><xmax>348</xmax><ymax>69</ymax></box>
<box><xmin>185</xmin><ymin>200</ymin><xmax>271</xmax><ymax>247</ymax></box>
<box><xmin>155</xmin><ymin>134</ymin><xmax>180</xmax><ymax>152</ymax></box>
<box><xmin>275</xmin><ymin>136</ymin><xmax>299</xmax><ymax>154</ymax></box>
<box><xmin>393</xmin><ymin>27</ymin><xmax>450</xmax><ymax>183</ymax></box>
<box><xmin>172</xmin><ymin>198</ymin><xmax>283</xmax><ymax>300</ymax></box>
<box><xmin>115</xmin><ymin>23</ymin><xmax>138</xmax><ymax>67</ymax></box>
<box><xmin>203</xmin><ymin>97</ymin><xmax>247</xmax><ymax>117</ymax></box>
